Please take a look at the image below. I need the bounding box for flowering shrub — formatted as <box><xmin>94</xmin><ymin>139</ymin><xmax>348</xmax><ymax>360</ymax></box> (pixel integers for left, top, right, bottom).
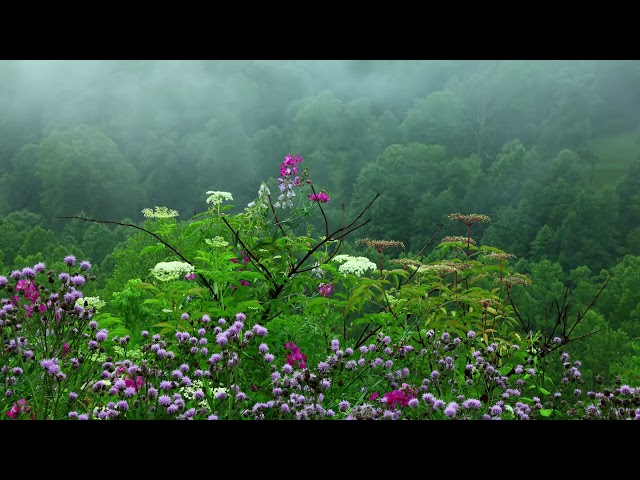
<box><xmin>2</xmin><ymin>153</ymin><xmax>638</xmax><ymax>420</ymax></box>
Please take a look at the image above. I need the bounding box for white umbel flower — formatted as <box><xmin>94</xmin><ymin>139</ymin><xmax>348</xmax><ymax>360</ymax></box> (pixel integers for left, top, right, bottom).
<box><xmin>142</xmin><ymin>206</ymin><xmax>179</xmax><ymax>219</ymax></box>
<box><xmin>75</xmin><ymin>296</ymin><xmax>106</xmax><ymax>311</ymax></box>
<box><xmin>206</xmin><ymin>191</ymin><xmax>234</xmax><ymax>206</ymax></box>
<box><xmin>151</xmin><ymin>261</ymin><xmax>195</xmax><ymax>282</ymax></box>
<box><xmin>205</xmin><ymin>236</ymin><xmax>229</xmax><ymax>248</ymax></box>
<box><xmin>332</xmin><ymin>255</ymin><xmax>376</xmax><ymax>277</ymax></box>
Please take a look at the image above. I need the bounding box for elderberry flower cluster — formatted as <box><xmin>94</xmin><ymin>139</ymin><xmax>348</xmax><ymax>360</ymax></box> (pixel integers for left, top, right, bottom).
<box><xmin>206</xmin><ymin>191</ymin><xmax>234</xmax><ymax>206</ymax></box>
<box><xmin>332</xmin><ymin>254</ymin><xmax>377</xmax><ymax>277</ymax></box>
<box><xmin>150</xmin><ymin>261</ymin><xmax>195</xmax><ymax>282</ymax></box>
<box><xmin>142</xmin><ymin>206</ymin><xmax>179</xmax><ymax>219</ymax></box>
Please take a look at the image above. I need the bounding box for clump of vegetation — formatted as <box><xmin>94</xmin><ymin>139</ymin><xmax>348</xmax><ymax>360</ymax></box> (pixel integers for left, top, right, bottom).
<box><xmin>2</xmin><ymin>154</ymin><xmax>637</xmax><ymax>420</ymax></box>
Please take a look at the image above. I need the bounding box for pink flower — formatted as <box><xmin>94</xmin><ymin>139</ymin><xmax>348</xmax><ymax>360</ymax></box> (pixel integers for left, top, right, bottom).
<box><xmin>318</xmin><ymin>282</ymin><xmax>333</xmax><ymax>297</ymax></box>
<box><xmin>381</xmin><ymin>384</ymin><xmax>418</xmax><ymax>410</ymax></box>
<box><xmin>11</xmin><ymin>279</ymin><xmax>39</xmax><ymax>305</ymax></box>
<box><xmin>230</xmin><ymin>258</ymin><xmax>239</xmax><ymax>264</ymax></box>
<box><xmin>239</xmin><ymin>280</ymin><xmax>251</xmax><ymax>287</ymax></box>
<box><xmin>284</xmin><ymin>341</ymin><xmax>307</xmax><ymax>369</ymax></box>
<box><xmin>5</xmin><ymin>399</ymin><xmax>30</xmax><ymax>419</ymax></box>
<box><xmin>309</xmin><ymin>192</ymin><xmax>330</xmax><ymax>203</ymax></box>
<box><xmin>124</xmin><ymin>376</ymin><xmax>145</xmax><ymax>392</ymax></box>
<box><xmin>184</xmin><ymin>272</ymin><xmax>196</xmax><ymax>281</ymax></box>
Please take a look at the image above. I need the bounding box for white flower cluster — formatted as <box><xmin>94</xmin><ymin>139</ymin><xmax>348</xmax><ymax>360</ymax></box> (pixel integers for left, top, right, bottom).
<box><xmin>206</xmin><ymin>191</ymin><xmax>234</xmax><ymax>206</ymax></box>
<box><xmin>75</xmin><ymin>296</ymin><xmax>106</xmax><ymax>311</ymax></box>
<box><xmin>247</xmin><ymin>183</ymin><xmax>271</xmax><ymax>210</ymax></box>
<box><xmin>274</xmin><ymin>187</ymin><xmax>295</xmax><ymax>209</ymax></box>
<box><xmin>205</xmin><ymin>236</ymin><xmax>229</xmax><ymax>248</ymax></box>
<box><xmin>332</xmin><ymin>255</ymin><xmax>376</xmax><ymax>277</ymax></box>
<box><xmin>311</xmin><ymin>261</ymin><xmax>324</xmax><ymax>278</ymax></box>
<box><xmin>142</xmin><ymin>206</ymin><xmax>179</xmax><ymax>219</ymax></box>
<box><xmin>212</xmin><ymin>386</ymin><xmax>228</xmax><ymax>397</ymax></box>
<box><xmin>112</xmin><ymin>345</ymin><xmax>142</xmax><ymax>360</ymax></box>
<box><xmin>151</xmin><ymin>261</ymin><xmax>194</xmax><ymax>282</ymax></box>
<box><xmin>181</xmin><ymin>379</ymin><xmax>208</xmax><ymax>408</ymax></box>
<box><xmin>385</xmin><ymin>293</ymin><xmax>399</xmax><ymax>308</ymax></box>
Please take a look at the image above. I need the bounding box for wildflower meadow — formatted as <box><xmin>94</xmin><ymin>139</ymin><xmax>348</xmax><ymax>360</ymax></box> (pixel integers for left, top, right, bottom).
<box><xmin>2</xmin><ymin>154</ymin><xmax>638</xmax><ymax>421</ymax></box>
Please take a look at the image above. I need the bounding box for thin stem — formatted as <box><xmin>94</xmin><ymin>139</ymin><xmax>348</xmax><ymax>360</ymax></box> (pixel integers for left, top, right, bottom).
<box><xmin>55</xmin><ymin>215</ymin><xmax>219</xmax><ymax>302</ymax></box>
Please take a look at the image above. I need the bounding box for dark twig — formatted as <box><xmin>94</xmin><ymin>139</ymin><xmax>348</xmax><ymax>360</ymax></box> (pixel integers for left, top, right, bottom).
<box><xmin>220</xmin><ymin>216</ymin><xmax>274</xmax><ymax>282</ymax></box>
<box><xmin>55</xmin><ymin>215</ymin><xmax>219</xmax><ymax>301</ymax></box>
<box><xmin>400</xmin><ymin>224</ymin><xmax>444</xmax><ymax>287</ymax></box>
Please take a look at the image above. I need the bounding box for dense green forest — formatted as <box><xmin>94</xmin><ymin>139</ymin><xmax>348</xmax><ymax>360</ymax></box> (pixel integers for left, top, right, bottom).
<box><xmin>1</xmin><ymin>60</ymin><xmax>640</xmax><ymax>419</ymax></box>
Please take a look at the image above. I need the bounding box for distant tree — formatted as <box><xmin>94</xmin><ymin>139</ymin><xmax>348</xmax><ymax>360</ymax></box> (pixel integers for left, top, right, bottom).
<box><xmin>487</xmin><ymin>139</ymin><xmax>542</xmax><ymax>206</ymax></box>
<box><xmin>401</xmin><ymin>90</ymin><xmax>468</xmax><ymax>153</ymax></box>
<box><xmin>556</xmin><ymin>187</ymin><xmax>620</xmax><ymax>271</ymax></box>
<box><xmin>349</xmin><ymin>143</ymin><xmax>447</xmax><ymax>250</ymax></box>
<box><xmin>597</xmin><ymin>255</ymin><xmax>640</xmax><ymax>336</ymax></box>
<box><xmin>186</xmin><ymin>112</ymin><xmax>260</xmax><ymax>211</ymax></box>
<box><xmin>538</xmin><ymin>67</ymin><xmax>600</xmax><ymax>151</ymax></box>
<box><xmin>373</xmin><ymin>110</ymin><xmax>403</xmax><ymax>151</ymax></box>
<box><xmin>19</xmin><ymin>125</ymin><xmax>146</xmax><ymax>224</ymax></box>
<box><xmin>7</xmin><ymin>144</ymin><xmax>43</xmax><ymax>213</ymax></box>
<box><xmin>509</xmin><ymin>259</ymin><xmax>567</xmax><ymax>332</ymax></box>
<box><xmin>615</xmin><ymin>158</ymin><xmax>640</xmax><ymax>253</ymax></box>
<box><xmin>529</xmin><ymin>224</ymin><xmax>559</xmax><ymax>262</ymax></box>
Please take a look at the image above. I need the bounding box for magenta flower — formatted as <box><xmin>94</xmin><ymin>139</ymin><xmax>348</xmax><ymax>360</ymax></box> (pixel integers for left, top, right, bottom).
<box><xmin>124</xmin><ymin>376</ymin><xmax>145</xmax><ymax>392</ymax></box>
<box><xmin>5</xmin><ymin>399</ymin><xmax>30</xmax><ymax>419</ymax></box>
<box><xmin>184</xmin><ymin>272</ymin><xmax>196</xmax><ymax>281</ymax></box>
<box><xmin>375</xmin><ymin>384</ymin><xmax>418</xmax><ymax>410</ymax></box>
<box><xmin>14</xmin><ymin>279</ymin><xmax>39</xmax><ymax>303</ymax></box>
<box><xmin>284</xmin><ymin>341</ymin><xmax>307</xmax><ymax>369</ymax></box>
<box><xmin>309</xmin><ymin>192</ymin><xmax>330</xmax><ymax>203</ymax></box>
<box><xmin>239</xmin><ymin>279</ymin><xmax>251</xmax><ymax>287</ymax></box>
<box><xmin>318</xmin><ymin>282</ymin><xmax>333</xmax><ymax>297</ymax></box>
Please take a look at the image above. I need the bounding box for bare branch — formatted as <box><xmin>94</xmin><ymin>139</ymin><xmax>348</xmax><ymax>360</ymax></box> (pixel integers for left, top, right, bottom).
<box><xmin>55</xmin><ymin>215</ymin><xmax>219</xmax><ymax>301</ymax></box>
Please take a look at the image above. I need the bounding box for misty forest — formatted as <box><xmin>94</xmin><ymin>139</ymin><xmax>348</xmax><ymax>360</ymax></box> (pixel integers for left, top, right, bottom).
<box><xmin>1</xmin><ymin>59</ymin><xmax>639</xmax><ymax>420</ymax></box>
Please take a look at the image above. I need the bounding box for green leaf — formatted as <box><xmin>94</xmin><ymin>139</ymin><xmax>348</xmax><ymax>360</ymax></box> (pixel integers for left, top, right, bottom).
<box><xmin>152</xmin><ymin>322</ymin><xmax>176</xmax><ymax>328</ymax></box>
<box><xmin>539</xmin><ymin>409</ymin><xmax>554</xmax><ymax>417</ymax></box>
<box><xmin>140</xmin><ymin>244</ymin><xmax>165</xmax><ymax>256</ymax></box>
<box><xmin>234</xmin><ymin>300</ymin><xmax>265</xmax><ymax>312</ymax></box>
<box><xmin>538</xmin><ymin>387</ymin><xmax>551</xmax><ymax>396</ymax></box>
<box><xmin>136</xmin><ymin>282</ymin><xmax>160</xmax><ymax>292</ymax></box>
